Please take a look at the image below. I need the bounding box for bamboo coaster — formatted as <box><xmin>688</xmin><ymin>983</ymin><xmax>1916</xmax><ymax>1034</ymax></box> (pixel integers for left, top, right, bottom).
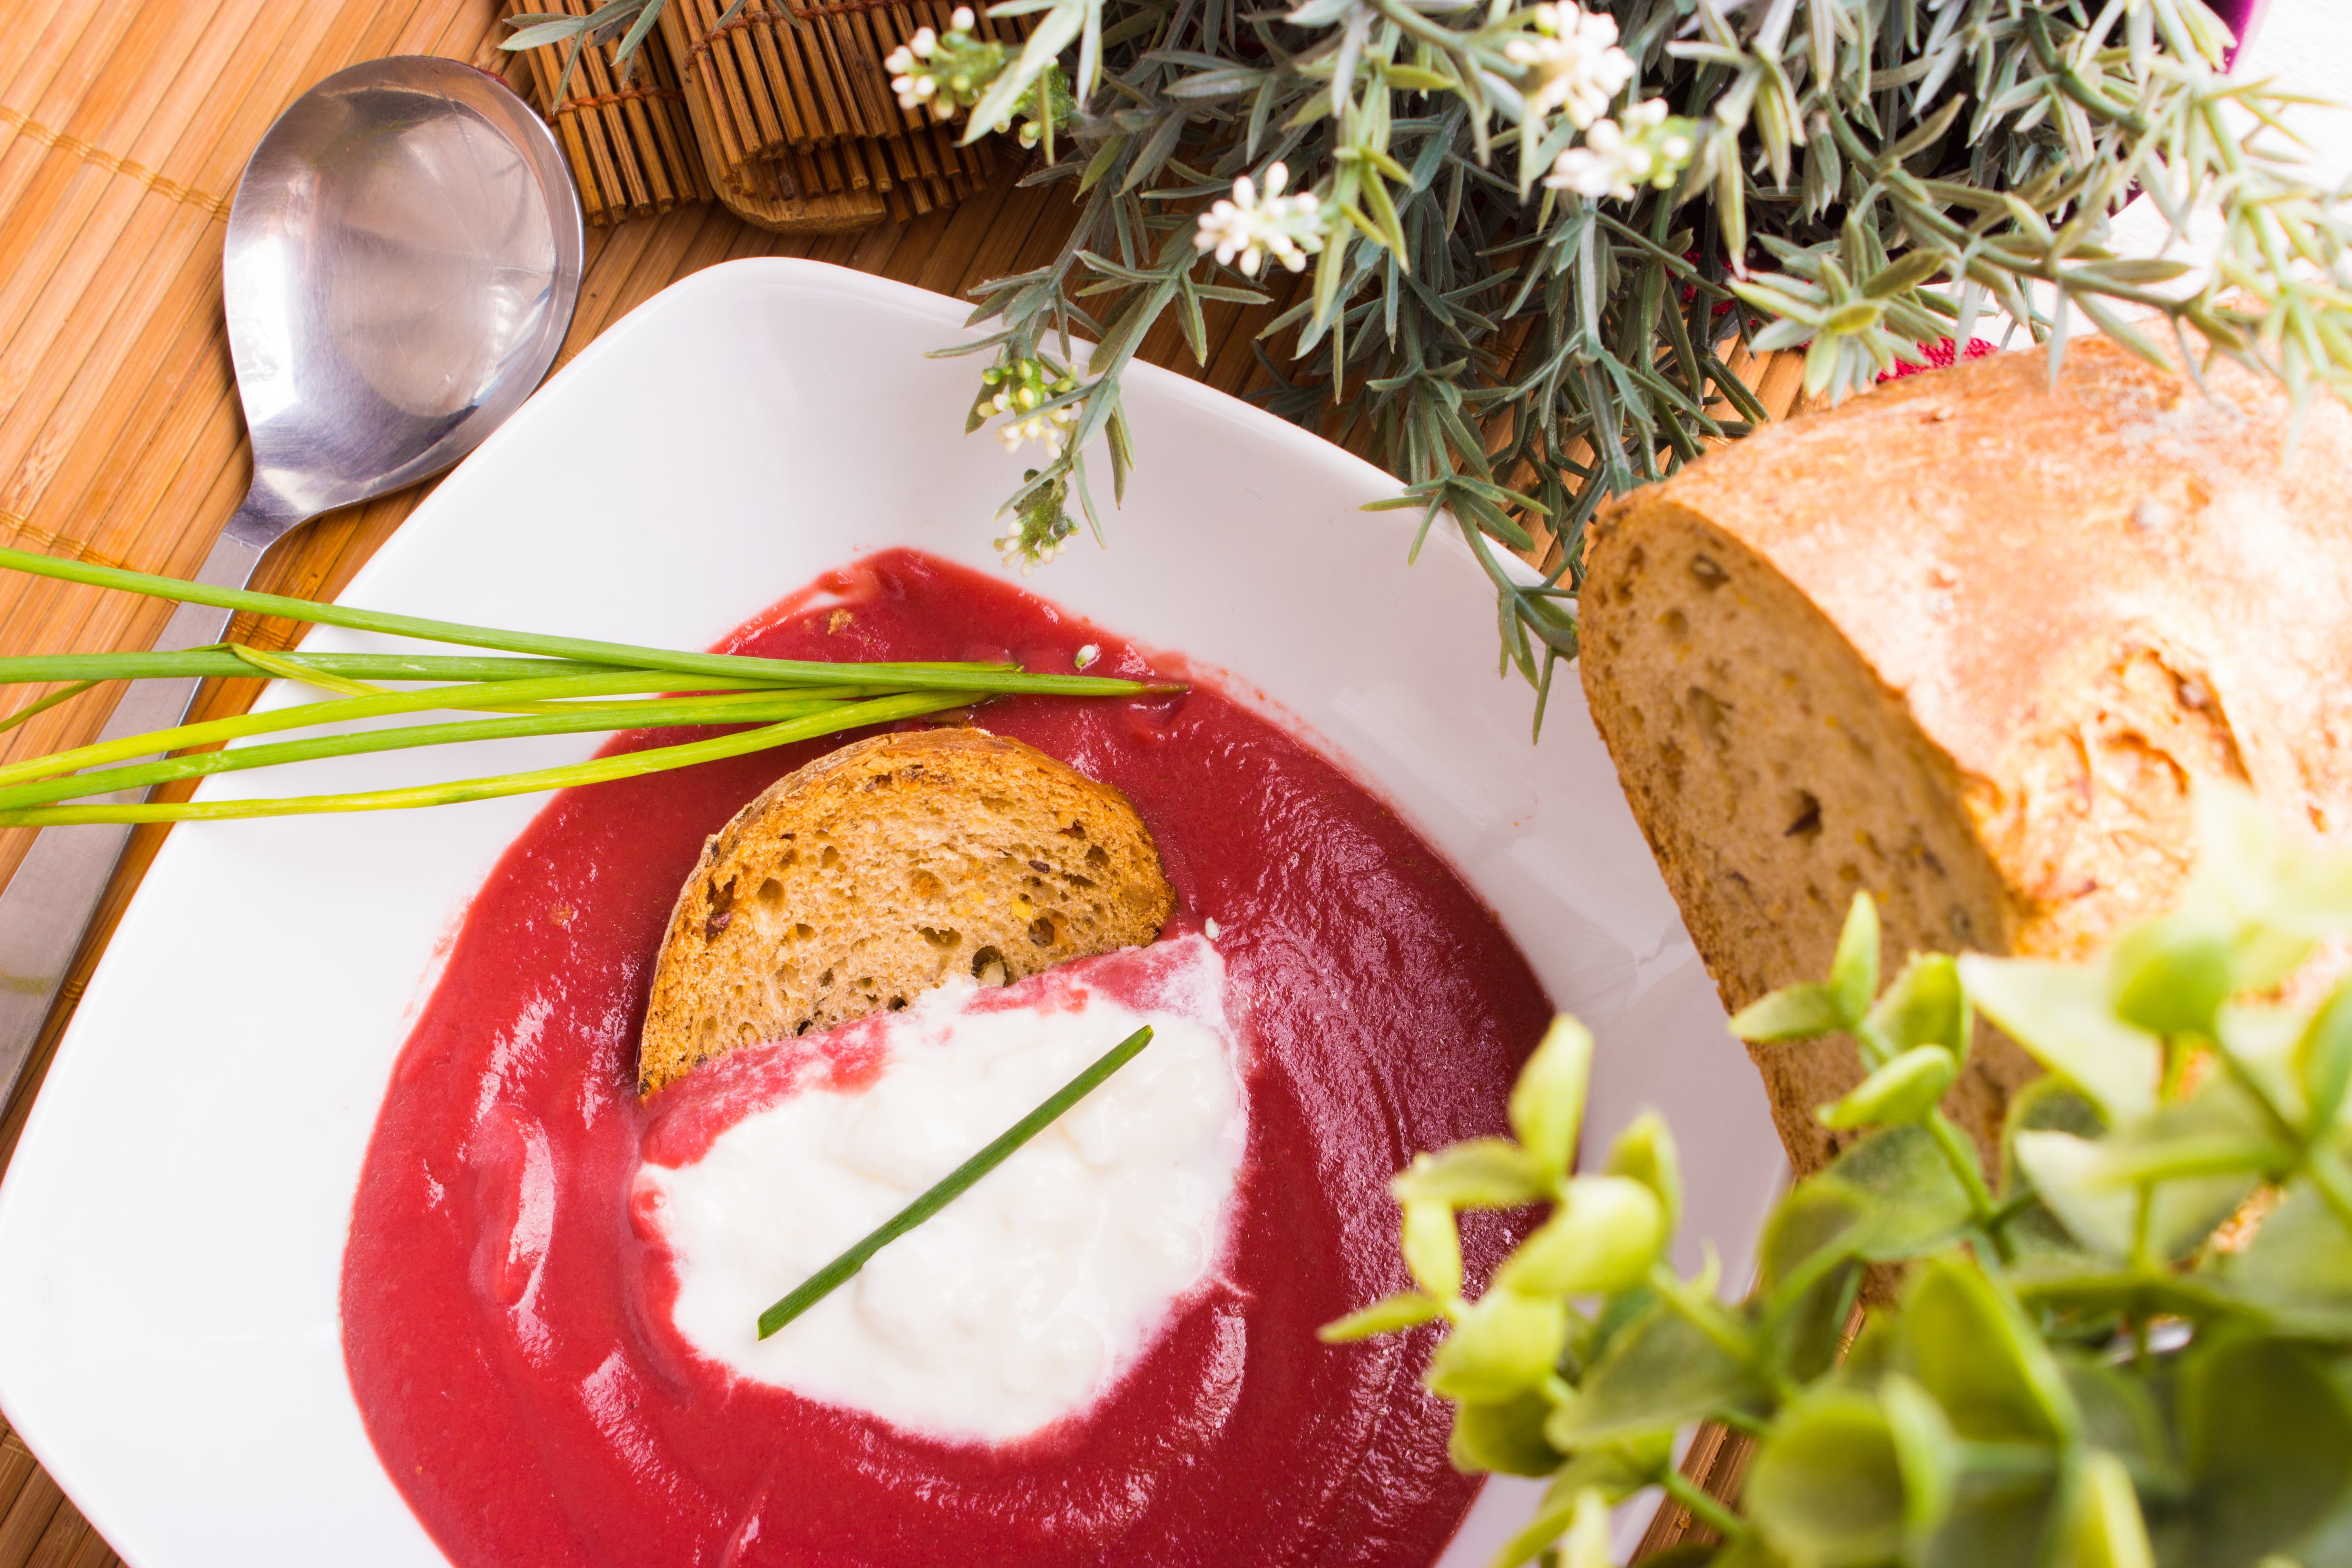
<box><xmin>664</xmin><ymin>0</ymin><xmax>1007</xmax><ymax>223</ymax></box>
<box><xmin>502</xmin><ymin>0</ymin><xmax>717</xmax><ymax>225</ymax></box>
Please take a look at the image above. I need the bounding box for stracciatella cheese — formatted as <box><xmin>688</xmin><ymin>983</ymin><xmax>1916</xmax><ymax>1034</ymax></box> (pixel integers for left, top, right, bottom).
<box><xmin>635</xmin><ymin>935</ymin><xmax>1245</xmax><ymax>1443</ymax></box>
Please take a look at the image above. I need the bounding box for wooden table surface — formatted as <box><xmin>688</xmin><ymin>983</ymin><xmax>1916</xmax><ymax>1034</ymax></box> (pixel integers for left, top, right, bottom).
<box><xmin>0</xmin><ymin>3</ymin><xmax>1801</xmax><ymax>1560</ymax></box>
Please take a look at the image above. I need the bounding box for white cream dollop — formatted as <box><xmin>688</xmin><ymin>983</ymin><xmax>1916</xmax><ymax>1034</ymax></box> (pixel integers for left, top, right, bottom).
<box><xmin>637</xmin><ymin>936</ymin><xmax>1246</xmax><ymax>1444</ymax></box>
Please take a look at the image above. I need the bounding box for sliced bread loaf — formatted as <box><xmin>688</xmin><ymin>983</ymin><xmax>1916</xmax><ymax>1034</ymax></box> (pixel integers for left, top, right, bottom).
<box><xmin>1578</xmin><ymin>338</ymin><xmax>2352</xmax><ymax>1175</ymax></box>
<box><xmin>638</xmin><ymin>726</ymin><xmax>1174</xmax><ymax>1094</ymax></box>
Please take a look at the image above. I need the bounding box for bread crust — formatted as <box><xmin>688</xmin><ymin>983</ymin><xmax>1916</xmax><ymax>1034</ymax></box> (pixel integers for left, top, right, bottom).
<box><xmin>1579</xmin><ymin>338</ymin><xmax>2352</xmax><ymax>1173</ymax></box>
<box><xmin>637</xmin><ymin>726</ymin><xmax>1174</xmax><ymax>1094</ymax></box>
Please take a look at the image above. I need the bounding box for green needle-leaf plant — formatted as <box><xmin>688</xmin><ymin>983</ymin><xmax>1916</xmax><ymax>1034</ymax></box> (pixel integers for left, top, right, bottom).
<box><xmin>1333</xmin><ymin>779</ymin><xmax>2352</xmax><ymax>1567</ymax></box>
<box><xmin>919</xmin><ymin>0</ymin><xmax>2349</xmax><ymax>730</ymax></box>
<box><xmin>500</xmin><ymin>0</ymin><xmax>2352</xmax><ymax>740</ymax></box>
<box><xmin>509</xmin><ymin>1</ymin><xmax>2352</xmax><ymax>733</ymax></box>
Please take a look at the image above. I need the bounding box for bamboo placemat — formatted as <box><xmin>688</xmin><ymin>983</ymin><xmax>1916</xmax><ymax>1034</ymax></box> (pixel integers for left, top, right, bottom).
<box><xmin>0</xmin><ymin>2</ymin><xmax>1805</xmax><ymax>1559</ymax></box>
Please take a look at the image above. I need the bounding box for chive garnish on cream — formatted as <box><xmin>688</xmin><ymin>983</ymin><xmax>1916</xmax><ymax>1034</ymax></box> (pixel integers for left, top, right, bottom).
<box><xmin>755</xmin><ymin>1024</ymin><xmax>1156</xmax><ymax>1338</ymax></box>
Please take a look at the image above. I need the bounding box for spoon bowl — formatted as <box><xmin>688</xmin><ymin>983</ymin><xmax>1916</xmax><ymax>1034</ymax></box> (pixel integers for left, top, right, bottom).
<box><xmin>225</xmin><ymin>56</ymin><xmax>584</xmax><ymax>531</ymax></box>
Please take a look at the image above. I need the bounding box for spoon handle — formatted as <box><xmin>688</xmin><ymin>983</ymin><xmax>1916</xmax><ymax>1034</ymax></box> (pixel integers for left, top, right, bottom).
<box><xmin>0</xmin><ymin>524</ymin><xmax>268</xmax><ymax>1112</ymax></box>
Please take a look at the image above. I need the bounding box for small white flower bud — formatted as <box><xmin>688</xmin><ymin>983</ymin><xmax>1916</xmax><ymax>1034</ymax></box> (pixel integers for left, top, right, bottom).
<box><xmin>1511</xmin><ymin>3</ymin><xmax>1635</xmax><ymax>129</ymax></box>
<box><xmin>1193</xmin><ymin>163</ymin><xmax>1328</xmax><ymax>277</ymax></box>
<box><xmin>951</xmin><ymin>5</ymin><xmax>975</xmax><ymax>28</ymax></box>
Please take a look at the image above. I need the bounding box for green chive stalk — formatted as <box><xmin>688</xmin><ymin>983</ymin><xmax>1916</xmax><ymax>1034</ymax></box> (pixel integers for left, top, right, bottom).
<box><xmin>0</xmin><ymin>652</ymin><xmax>648</xmax><ymax>683</ymax></box>
<box><xmin>0</xmin><ymin>546</ymin><xmax>1148</xmax><ymax>698</ymax></box>
<box><xmin>756</xmin><ymin>1024</ymin><xmax>1156</xmax><ymax>1338</ymax></box>
<box><xmin>0</xmin><ymin>550</ymin><xmax>1176</xmax><ymax>825</ymax></box>
<box><xmin>0</xmin><ymin>692</ymin><xmax>983</xmax><ymax>826</ymax></box>
<box><xmin>0</xmin><ymin>670</ymin><xmax>845</xmax><ymax>790</ymax></box>
<box><xmin>0</xmin><ymin>694</ymin><xmax>897</xmax><ymax>811</ymax></box>
<box><xmin>0</xmin><ymin>680</ymin><xmax>99</xmax><ymax>736</ymax></box>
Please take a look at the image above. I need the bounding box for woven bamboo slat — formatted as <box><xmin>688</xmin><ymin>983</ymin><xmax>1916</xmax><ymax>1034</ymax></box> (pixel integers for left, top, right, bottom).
<box><xmin>502</xmin><ymin>0</ymin><xmax>716</xmax><ymax>225</ymax></box>
<box><xmin>0</xmin><ymin>3</ymin><xmax>1803</xmax><ymax>1561</ymax></box>
<box><xmin>661</xmin><ymin>0</ymin><xmax>891</xmax><ymax>233</ymax></box>
<box><xmin>664</xmin><ymin>0</ymin><xmax>1007</xmax><ymax>224</ymax></box>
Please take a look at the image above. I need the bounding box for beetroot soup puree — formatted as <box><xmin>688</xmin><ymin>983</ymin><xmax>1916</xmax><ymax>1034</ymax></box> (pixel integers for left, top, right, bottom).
<box><xmin>342</xmin><ymin>549</ymin><xmax>1551</xmax><ymax>1568</ymax></box>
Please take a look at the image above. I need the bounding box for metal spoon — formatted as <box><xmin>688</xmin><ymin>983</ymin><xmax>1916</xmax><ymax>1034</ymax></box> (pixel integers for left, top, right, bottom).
<box><xmin>0</xmin><ymin>56</ymin><xmax>584</xmax><ymax>1104</ymax></box>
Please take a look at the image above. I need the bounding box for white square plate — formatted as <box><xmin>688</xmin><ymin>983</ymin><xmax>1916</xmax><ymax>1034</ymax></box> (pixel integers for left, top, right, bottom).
<box><xmin>0</xmin><ymin>260</ymin><xmax>1782</xmax><ymax>1567</ymax></box>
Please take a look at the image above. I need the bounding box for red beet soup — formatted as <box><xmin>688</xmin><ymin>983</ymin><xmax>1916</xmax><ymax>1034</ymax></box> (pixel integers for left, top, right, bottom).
<box><xmin>342</xmin><ymin>549</ymin><xmax>1550</xmax><ymax>1567</ymax></box>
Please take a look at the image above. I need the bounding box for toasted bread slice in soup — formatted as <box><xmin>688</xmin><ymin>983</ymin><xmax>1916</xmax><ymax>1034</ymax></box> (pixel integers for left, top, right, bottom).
<box><xmin>638</xmin><ymin>727</ymin><xmax>1175</xmax><ymax>1094</ymax></box>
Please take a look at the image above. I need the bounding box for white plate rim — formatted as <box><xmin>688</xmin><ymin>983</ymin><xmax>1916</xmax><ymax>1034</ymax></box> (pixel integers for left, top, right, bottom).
<box><xmin>0</xmin><ymin>257</ymin><xmax>1784</xmax><ymax>1568</ymax></box>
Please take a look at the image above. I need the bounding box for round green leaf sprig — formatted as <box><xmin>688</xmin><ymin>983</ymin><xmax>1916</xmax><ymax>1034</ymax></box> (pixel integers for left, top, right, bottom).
<box><xmin>1334</xmin><ymin>779</ymin><xmax>2352</xmax><ymax>1568</ymax></box>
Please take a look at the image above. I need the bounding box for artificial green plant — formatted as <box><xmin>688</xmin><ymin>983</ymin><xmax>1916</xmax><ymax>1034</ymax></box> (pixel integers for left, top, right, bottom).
<box><xmin>1328</xmin><ymin>779</ymin><xmax>2352</xmax><ymax>1567</ymax></box>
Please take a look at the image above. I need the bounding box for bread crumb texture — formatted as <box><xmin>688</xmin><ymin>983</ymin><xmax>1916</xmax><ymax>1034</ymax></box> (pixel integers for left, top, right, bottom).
<box><xmin>1580</xmin><ymin>338</ymin><xmax>2352</xmax><ymax>1176</ymax></box>
<box><xmin>638</xmin><ymin>728</ymin><xmax>1174</xmax><ymax>1094</ymax></box>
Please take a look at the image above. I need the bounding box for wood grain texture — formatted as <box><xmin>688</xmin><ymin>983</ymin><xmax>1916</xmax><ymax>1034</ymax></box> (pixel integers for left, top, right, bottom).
<box><xmin>0</xmin><ymin>4</ymin><xmax>1797</xmax><ymax>1560</ymax></box>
